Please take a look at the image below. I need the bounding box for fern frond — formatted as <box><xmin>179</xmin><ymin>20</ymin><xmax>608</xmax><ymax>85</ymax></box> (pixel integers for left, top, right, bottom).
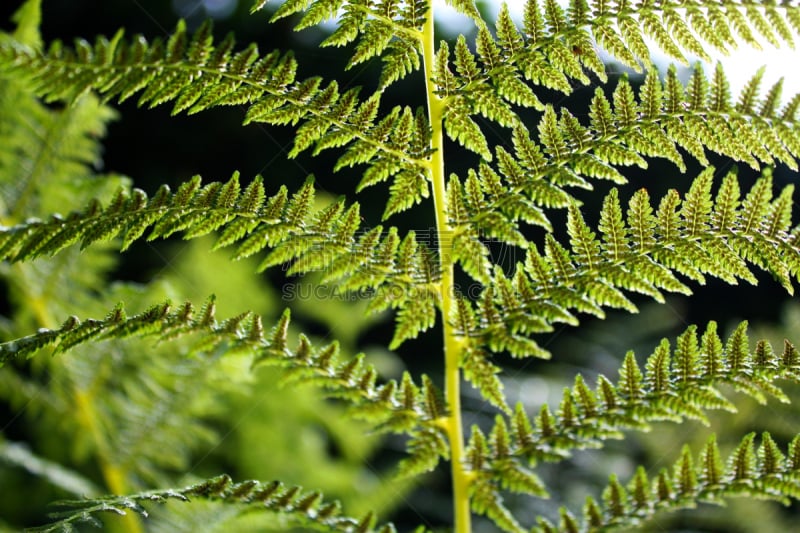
<box><xmin>440</xmin><ymin>57</ymin><xmax>800</xmax><ymax>233</ymax></box>
<box><xmin>251</xmin><ymin>0</ymin><xmax>425</xmax><ymax>89</ymax></box>
<box><xmin>0</xmin><ymin>79</ymin><xmax>120</xmax><ymax>223</ymax></box>
<box><xmin>0</xmin><ymin>21</ymin><xmax>430</xmax><ymax>216</ymax></box>
<box><xmin>0</xmin><ymin>301</ymin><xmax>446</xmax><ymax>482</ymax></box>
<box><xmin>29</xmin><ymin>473</ymin><xmax>396</xmax><ymax>533</ymax></box>
<box><xmin>598</xmin><ymin>63</ymin><xmax>790</xmax><ymax>172</ymax></box>
<box><xmin>538</xmin><ymin>432</ymin><xmax>800</xmax><ymax>532</ymax></box>
<box><xmin>500</xmin><ymin>321</ymin><xmax>800</xmax><ymax>467</ymax></box>
<box><xmin>0</xmin><ymin>51</ymin><xmax>130</xmax><ymax>326</ymax></box>
<box><xmin>463</xmin><ymin>169</ymin><xmax>800</xmax><ymax>358</ymax></box>
<box><xmin>516</xmin><ymin>1</ymin><xmax>800</xmax><ymax>78</ymax></box>
<box><xmin>7</xmin><ymin>1</ymin><xmax>800</xmax><ymax>531</ymax></box>
<box><xmin>397</xmin><ymin>423</ymin><xmax>449</xmax><ymax>480</ymax></box>
<box><xmin>0</xmin><ymin>173</ymin><xmax>440</xmax><ymax>343</ymax></box>
<box><xmin>446</xmin><ymin>63</ymin><xmax>800</xmax><ymax>262</ymax></box>
<box><xmin>389</xmin><ymin>288</ymin><xmax>437</xmax><ymax>350</ymax></box>
<box><xmin>441</xmin><ymin>0</ymin><xmax>726</xmax><ymax>117</ymax></box>
<box><xmin>465</xmin><ymin>419</ymin><xmax>549</xmax><ymax>533</ymax></box>
<box><xmin>475</xmin><ymin>320</ymin><xmax>800</xmax><ymax>529</ymax></box>
<box><xmin>0</xmin><ymin>301</ymin><xmax>370</xmax><ymax>416</ymax></box>
<box><xmin>435</xmin><ymin>17</ymin><xmax>545</xmax><ymax>158</ymax></box>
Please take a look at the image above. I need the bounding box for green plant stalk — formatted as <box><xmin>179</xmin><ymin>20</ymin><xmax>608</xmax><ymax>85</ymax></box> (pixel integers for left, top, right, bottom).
<box><xmin>422</xmin><ymin>5</ymin><xmax>471</xmax><ymax>532</ymax></box>
<box><xmin>73</xmin><ymin>391</ymin><xmax>144</xmax><ymax>533</ymax></box>
<box><xmin>13</xmin><ymin>264</ymin><xmax>143</xmax><ymax>533</ymax></box>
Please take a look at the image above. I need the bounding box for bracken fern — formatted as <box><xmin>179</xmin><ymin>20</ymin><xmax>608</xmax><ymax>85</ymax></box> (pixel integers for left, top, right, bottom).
<box><xmin>3</xmin><ymin>0</ymin><xmax>800</xmax><ymax>531</ymax></box>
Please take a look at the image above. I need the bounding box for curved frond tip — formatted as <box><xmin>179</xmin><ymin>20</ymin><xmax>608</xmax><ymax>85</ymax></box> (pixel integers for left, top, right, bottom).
<box><xmin>28</xmin><ymin>473</ymin><xmax>397</xmax><ymax>533</ymax></box>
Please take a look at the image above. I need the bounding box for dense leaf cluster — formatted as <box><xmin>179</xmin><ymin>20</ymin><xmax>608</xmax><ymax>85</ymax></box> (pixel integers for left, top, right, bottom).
<box><xmin>3</xmin><ymin>1</ymin><xmax>800</xmax><ymax>532</ymax></box>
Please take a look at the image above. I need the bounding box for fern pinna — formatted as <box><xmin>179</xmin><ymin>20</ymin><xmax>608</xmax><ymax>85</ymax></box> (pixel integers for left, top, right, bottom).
<box><xmin>2</xmin><ymin>0</ymin><xmax>800</xmax><ymax>531</ymax></box>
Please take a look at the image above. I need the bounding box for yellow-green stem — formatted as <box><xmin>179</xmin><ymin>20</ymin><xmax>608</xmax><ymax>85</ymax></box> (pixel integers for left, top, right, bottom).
<box><xmin>73</xmin><ymin>389</ymin><xmax>143</xmax><ymax>533</ymax></box>
<box><xmin>15</xmin><ymin>265</ymin><xmax>143</xmax><ymax>533</ymax></box>
<box><xmin>422</xmin><ymin>6</ymin><xmax>472</xmax><ymax>532</ymax></box>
